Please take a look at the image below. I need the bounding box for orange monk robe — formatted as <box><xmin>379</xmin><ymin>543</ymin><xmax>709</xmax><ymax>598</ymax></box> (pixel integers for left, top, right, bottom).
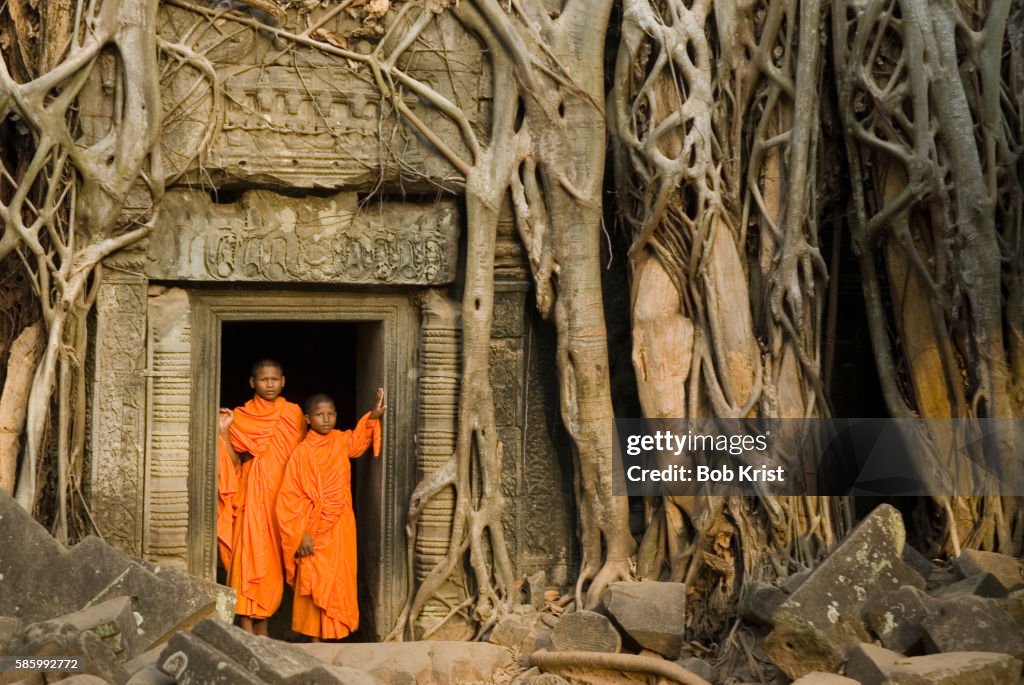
<box><xmin>216</xmin><ymin>435</ymin><xmax>243</xmax><ymax>570</ymax></box>
<box><xmin>276</xmin><ymin>413</ymin><xmax>381</xmax><ymax>639</ymax></box>
<box><xmin>220</xmin><ymin>395</ymin><xmax>304</xmax><ymax>619</ymax></box>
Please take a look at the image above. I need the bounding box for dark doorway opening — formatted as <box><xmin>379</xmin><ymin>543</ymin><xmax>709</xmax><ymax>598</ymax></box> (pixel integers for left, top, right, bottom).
<box><xmin>218</xmin><ymin>320</ymin><xmax>380</xmax><ymax>641</ymax></box>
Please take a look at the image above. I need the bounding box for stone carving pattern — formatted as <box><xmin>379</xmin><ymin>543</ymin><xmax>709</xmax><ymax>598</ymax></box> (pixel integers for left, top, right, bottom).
<box><xmin>144</xmin><ymin>289</ymin><xmax>192</xmax><ymax>569</ymax></box>
<box><xmin>201</xmin><ymin>212</ymin><xmax>453</xmax><ymax>286</ymax></box>
<box><xmin>414</xmin><ymin>291</ymin><xmax>469</xmax><ymax>635</ymax></box>
<box><xmin>90</xmin><ymin>275</ymin><xmax>147</xmax><ymax>555</ymax></box>
<box><xmin>519</xmin><ymin>318</ymin><xmax>576</xmax><ymax>583</ymax></box>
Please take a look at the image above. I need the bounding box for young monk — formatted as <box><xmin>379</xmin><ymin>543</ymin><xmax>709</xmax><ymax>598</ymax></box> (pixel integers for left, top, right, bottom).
<box><xmin>217</xmin><ymin>359</ymin><xmax>305</xmax><ymax>636</ymax></box>
<box><xmin>276</xmin><ymin>388</ymin><xmax>385</xmax><ymax>641</ymax></box>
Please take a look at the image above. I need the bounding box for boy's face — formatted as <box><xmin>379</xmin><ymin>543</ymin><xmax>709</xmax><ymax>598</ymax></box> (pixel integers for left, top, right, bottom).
<box><xmin>306</xmin><ymin>401</ymin><xmax>337</xmax><ymax>435</ymax></box>
<box><xmin>250</xmin><ymin>364</ymin><xmax>285</xmax><ymax>401</ymax></box>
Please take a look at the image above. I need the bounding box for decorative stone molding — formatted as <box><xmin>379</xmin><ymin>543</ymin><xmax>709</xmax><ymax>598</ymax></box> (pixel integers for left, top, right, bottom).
<box><xmin>89</xmin><ymin>272</ymin><xmax>148</xmax><ymax>555</ymax></box>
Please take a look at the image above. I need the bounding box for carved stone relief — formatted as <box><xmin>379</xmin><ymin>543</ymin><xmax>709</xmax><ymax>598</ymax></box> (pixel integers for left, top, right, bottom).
<box><xmin>118</xmin><ymin>189</ymin><xmax>460</xmax><ymax>285</ymax></box>
<box><xmin>89</xmin><ymin>273</ymin><xmax>148</xmax><ymax>556</ymax></box>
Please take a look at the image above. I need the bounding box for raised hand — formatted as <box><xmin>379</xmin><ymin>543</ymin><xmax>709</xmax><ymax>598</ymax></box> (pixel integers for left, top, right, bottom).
<box><xmin>218</xmin><ymin>408</ymin><xmax>234</xmax><ymax>433</ymax></box>
<box><xmin>370</xmin><ymin>387</ymin><xmax>386</xmax><ymax>419</ymax></box>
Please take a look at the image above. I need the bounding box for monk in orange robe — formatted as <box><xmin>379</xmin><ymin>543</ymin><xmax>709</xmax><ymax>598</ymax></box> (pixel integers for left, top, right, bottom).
<box><xmin>276</xmin><ymin>388</ymin><xmax>385</xmax><ymax>641</ymax></box>
<box><xmin>217</xmin><ymin>359</ymin><xmax>305</xmax><ymax>636</ymax></box>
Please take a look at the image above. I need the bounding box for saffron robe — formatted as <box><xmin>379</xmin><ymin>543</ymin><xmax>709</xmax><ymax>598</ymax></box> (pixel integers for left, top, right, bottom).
<box><xmin>218</xmin><ymin>395</ymin><xmax>304</xmax><ymax>619</ymax></box>
<box><xmin>276</xmin><ymin>413</ymin><xmax>381</xmax><ymax>638</ymax></box>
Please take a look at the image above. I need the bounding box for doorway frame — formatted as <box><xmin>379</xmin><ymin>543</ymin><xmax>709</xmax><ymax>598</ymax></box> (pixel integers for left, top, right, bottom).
<box><xmin>188</xmin><ymin>288</ymin><xmax>417</xmax><ymax>638</ymax></box>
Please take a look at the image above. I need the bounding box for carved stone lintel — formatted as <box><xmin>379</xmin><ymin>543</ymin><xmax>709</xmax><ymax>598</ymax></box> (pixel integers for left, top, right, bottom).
<box><xmin>124</xmin><ymin>189</ymin><xmax>460</xmax><ymax>286</ymax></box>
<box><xmin>89</xmin><ymin>272</ymin><xmax>148</xmax><ymax>556</ymax></box>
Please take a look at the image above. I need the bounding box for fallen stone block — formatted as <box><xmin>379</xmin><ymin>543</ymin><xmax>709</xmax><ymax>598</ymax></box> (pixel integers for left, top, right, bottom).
<box><xmin>764</xmin><ymin>504</ymin><xmax>909</xmax><ymax>679</ymax></box>
<box><xmin>3</xmin><ymin>623</ymin><xmax>128</xmax><ymax>684</ymax></box>
<box><xmin>550</xmin><ymin>610</ymin><xmax>621</xmax><ymax>654</ymax></box>
<box><xmin>922</xmin><ymin>594</ymin><xmax>1024</xmax><ymax>659</ymax></box>
<box><xmin>675</xmin><ymin>657</ymin><xmax>714</xmax><ymax>682</ymax></box>
<box><xmin>932</xmin><ymin>572</ymin><xmax>1008</xmax><ymax>599</ymax></box>
<box><xmin>738</xmin><ymin>581</ymin><xmax>785</xmax><ymax>627</ymax></box>
<box><xmin>846</xmin><ymin>642</ymin><xmax>1020</xmax><ymax>685</ymax></box>
<box><xmin>791</xmin><ymin>673</ymin><xmax>857</xmax><ymax>684</ymax></box>
<box><xmin>298</xmin><ymin>641</ymin><xmax>514</xmax><ymax>685</ymax></box>
<box><xmin>49</xmin><ymin>676</ymin><xmax>110</xmax><ymax>685</ymax></box>
<box><xmin>491</xmin><ymin>613</ymin><xmax>547</xmax><ymax>656</ymax></box>
<box><xmin>0</xmin><ymin>492</ymin><xmax>232</xmax><ymax>654</ymax></box>
<box><xmin>902</xmin><ymin>545</ymin><xmax>935</xmax><ymax>581</ymax></box>
<box><xmin>44</xmin><ymin>596</ymin><xmax>142</xmax><ymax>661</ymax></box>
<box><xmin>603</xmin><ymin>581</ymin><xmax>685</xmax><ymax>658</ymax></box>
<box><xmin>159</xmin><ymin>631</ymin><xmax>268</xmax><ymax>684</ymax></box>
<box><xmin>191</xmin><ymin>618</ymin><xmax>378</xmax><ymax>685</ymax></box>
<box><xmin>865</xmin><ymin>585</ymin><xmax>936</xmax><ymax>653</ymax></box>
<box><xmin>843</xmin><ymin>642</ymin><xmax>902</xmax><ymax>684</ymax></box>
<box><xmin>955</xmin><ymin>549</ymin><xmax>1024</xmax><ymax>590</ymax></box>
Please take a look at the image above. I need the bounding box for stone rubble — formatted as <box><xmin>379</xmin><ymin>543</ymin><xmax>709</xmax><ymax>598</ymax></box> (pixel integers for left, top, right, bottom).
<box><xmin>4</xmin><ymin>492</ymin><xmax>1024</xmax><ymax>685</ymax></box>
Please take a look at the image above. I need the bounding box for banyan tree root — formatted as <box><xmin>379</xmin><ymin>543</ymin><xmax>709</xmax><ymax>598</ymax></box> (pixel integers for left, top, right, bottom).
<box><xmin>529</xmin><ymin>650</ymin><xmax>712</xmax><ymax>685</ymax></box>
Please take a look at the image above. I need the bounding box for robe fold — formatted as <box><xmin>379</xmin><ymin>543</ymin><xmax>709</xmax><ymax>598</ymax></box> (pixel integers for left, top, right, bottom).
<box><xmin>217</xmin><ymin>395</ymin><xmax>304</xmax><ymax>619</ymax></box>
<box><xmin>276</xmin><ymin>413</ymin><xmax>381</xmax><ymax>639</ymax></box>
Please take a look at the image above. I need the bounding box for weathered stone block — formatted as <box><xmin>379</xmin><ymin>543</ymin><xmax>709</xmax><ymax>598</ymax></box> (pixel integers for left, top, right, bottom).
<box><xmin>297</xmin><ymin>641</ymin><xmax>514</xmax><ymax>685</ymax></box>
<box><xmin>675</xmin><ymin>657</ymin><xmax>714</xmax><ymax>682</ymax></box>
<box><xmin>764</xmin><ymin>504</ymin><xmax>908</xmax><ymax>679</ymax></box>
<box><xmin>603</xmin><ymin>581</ymin><xmax>686</xmax><ymax>658</ymax></box>
<box><xmin>158</xmin><ymin>631</ymin><xmax>266</xmax><ymax>684</ymax></box>
<box><xmin>932</xmin><ymin>572</ymin><xmax>1008</xmax><ymax>599</ymax></box>
<box><xmin>491</xmin><ymin>614</ymin><xmax>544</xmax><ymax>656</ymax></box>
<box><xmin>550</xmin><ymin>610</ymin><xmax>622</xmax><ymax>654</ymax></box>
<box><xmin>739</xmin><ymin>581</ymin><xmax>785</xmax><ymax>626</ymax></box>
<box><xmin>955</xmin><ymin>550</ymin><xmax>1024</xmax><ymax>590</ymax></box>
<box><xmin>37</xmin><ymin>597</ymin><xmax>142</xmax><ymax>661</ymax></box>
<box><xmin>902</xmin><ymin>545</ymin><xmax>935</xmax><ymax>581</ymax></box>
<box><xmin>0</xmin><ymin>493</ymin><xmax>232</xmax><ymax>653</ymax></box>
<box><xmin>846</xmin><ymin>643</ymin><xmax>1020</xmax><ymax>685</ymax></box>
<box><xmin>865</xmin><ymin>585</ymin><xmax>935</xmax><ymax>653</ymax></box>
<box><xmin>922</xmin><ymin>594</ymin><xmax>1024</xmax><ymax>659</ymax></box>
<box><xmin>191</xmin><ymin>619</ymin><xmax>380</xmax><ymax>684</ymax></box>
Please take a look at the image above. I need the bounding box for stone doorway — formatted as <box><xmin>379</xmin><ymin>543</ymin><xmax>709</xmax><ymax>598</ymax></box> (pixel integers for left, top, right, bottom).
<box><xmin>218</xmin><ymin>319</ymin><xmax>387</xmax><ymax>640</ymax></box>
<box><xmin>188</xmin><ymin>289</ymin><xmax>417</xmax><ymax>640</ymax></box>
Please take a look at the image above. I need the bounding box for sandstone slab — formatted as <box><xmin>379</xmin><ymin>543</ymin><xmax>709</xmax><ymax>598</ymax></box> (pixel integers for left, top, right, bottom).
<box><xmin>921</xmin><ymin>594</ymin><xmax>1024</xmax><ymax>659</ymax></box>
<box><xmin>159</xmin><ymin>631</ymin><xmax>266</xmax><ymax>685</ymax></box>
<box><xmin>846</xmin><ymin>643</ymin><xmax>1020</xmax><ymax>685</ymax></box>
<box><xmin>298</xmin><ymin>641</ymin><xmax>514</xmax><ymax>685</ymax></box>
<box><xmin>932</xmin><ymin>572</ymin><xmax>1008</xmax><ymax>599</ymax></box>
<box><xmin>603</xmin><ymin>581</ymin><xmax>686</xmax><ymax>658</ymax></box>
<box><xmin>0</xmin><ymin>493</ymin><xmax>232</xmax><ymax>653</ymax></box>
<box><xmin>955</xmin><ymin>550</ymin><xmax>1024</xmax><ymax>589</ymax></box>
